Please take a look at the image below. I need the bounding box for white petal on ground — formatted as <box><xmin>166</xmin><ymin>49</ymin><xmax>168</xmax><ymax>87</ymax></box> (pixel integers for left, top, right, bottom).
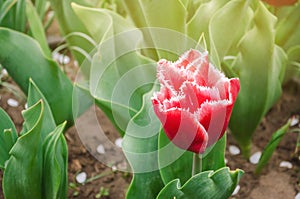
<box><xmin>59</xmin><ymin>55</ymin><xmax>70</xmax><ymax>65</ymax></box>
<box><xmin>112</xmin><ymin>165</ymin><xmax>117</xmax><ymax>172</ymax></box>
<box><xmin>115</xmin><ymin>138</ymin><xmax>123</xmax><ymax>148</ymax></box>
<box><xmin>295</xmin><ymin>192</ymin><xmax>300</xmax><ymax>199</ymax></box>
<box><xmin>47</xmin><ymin>11</ymin><xmax>54</xmax><ymax>19</ymax></box>
<box><xmin>229</xmin><ymin>145</ymin><xmax>240</xmax><ymax>155</ymax></box>
<box><xmin>1</xmin><ymin>68</ymin><xmax>8</xmax><ymax>76</ymax></box>
<box><xmin>290</xmin><ymin>116</ymin><xmax>299</xmax><ymax>126</ymax></box>
<box><xmin>232</xmin><ymin>185</ymin><xmax>240</xmax><ymax>196</ymax></box>
<box><xmin>96</xmin><ymin>144</ymin><xmax>105</xmax><ymax>154</ymax></box>
<box><xmin>24</xmin><ymin>103</ymin><xmax>28</xmax><ymax>109</ymax></box>
<box><xmin>52</xmin><ymin>52</ymin><xmax>60</xmax><ymax>60</ymax></box>
<box><xmin>7</xmin><ymin>98</ymin><xmax>19</xmax><ymax>107</ymax></box>
<box><xmin>76</xmin><ymin>172</ymin><xmax>87</xmax><ymax>184</ymax></box>
<box><xmin>279</xmin><ymin>161</ymin><xmax>293</xmax><ymax>169</ymax></box>
<box><xmin>225</xmin><ymin>158</ymin><xmax>228</xmax><ymax>164</ymax></box>
<box><xmin>249</xmin><ymin>151</ymin><xmax>262</xmax><ymax>164</ymax></box>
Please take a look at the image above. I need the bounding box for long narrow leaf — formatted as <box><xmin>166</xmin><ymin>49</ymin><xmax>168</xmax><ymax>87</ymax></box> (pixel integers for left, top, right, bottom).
<box><xmin>255</xmin><ymin>120</ymin><xmax>291</xmax><ymax>174</ymax></box>
<box><xmin>0</xmin><ymin>0</ymin><xmax>17</xmax><ymax>23</ymax></box>
<box><xmin>26</xmin><ymin>0</ymin><xmax>51</xmax><ymax>57</ymax></box>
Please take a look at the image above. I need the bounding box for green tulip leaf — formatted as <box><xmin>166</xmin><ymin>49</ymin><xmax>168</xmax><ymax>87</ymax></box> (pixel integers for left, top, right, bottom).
<box><xmin>123</xmin><ymin>88</ymin><xmax>164</xmax><ymax>199</ymax></box>
<box><xmin>42</xmin><ymin>121</ymin><xmax>68</xmax><ymax>199</ymax></box>
<box><xmin>202</xmin><ymin>135</ymin><xmax>226</xmax><ymax>171</ymax></box>
<box><xmin>0</xmin><ymin>0</ymin><xmax>17</xmax><ymax>23</ymax></box>
<box><xmin>229</xmin><ymin>2</ymin><xmax>287</xmax><ymax>157</ymax></box>
<box><xmin>0</xmin><ymin>28</ymin><xmax>74</xmax><ymax>126</ymax></box>
<box><xmin>49</xmin><ymin>0</ymin><xmax>95</xmax><ymax>64</ymax></box>
<box><xmin>158</xmin><ymin>131</ymin><xmax>226</xmax><ymax>185</ymax></box>
<box><xmin>122</xmin><ymin>0</ymin><xmax>187</xmax><ymax>60</ymax></box>
<box><xmin>72</xmin><ymin>3</ymin><xmax>133</xmax><ymax>44</ymax></box>
<box><xmin>20</xmin><ymin>79</ymin><xmax>57</xmax><ymax>138</ymax></box>
<box><xmin>209</xmin><ymin>0</ymin><xmax>252</xmax><ymax>66</ymax></box>
<box><xmin>187</xmin><ymin>0</ymin><xmax>229</xmax><ymax>46</ymax></box>
<box><xmin>26</xmin><ymin>0</ymin><xmax>51</xmax><ymax>57</ymax></box>
<box><xmin>156</xmin><ymin>167</ymin><xmax>243</xmax><ymax>199</ymax></box>
<box><xmin>255</xmin><ymin>119</ymin><xmax>291</xmax><ymax>174</ymax></box>
<box><xmin>0</xmin><ymin>108</ymin><xmax>17</xmax><ymax>169</ymax></box>
<box><xmin>285</xmin><ymin>45</ymin><xmax>300</xmax><ymax>81</ymax></box>
<box><xmin>158</xmin><ymin>131</ymin><xmax>193</xmax><ymax>185</ymax></box>
<box><xmin>3</xmin><ymin>100</ymin><xmax>44</xmax><ymax>199</ymax></box>
<box><xmin>276</xmin><ymin>3</ymin><xmax>300</xmax><ymax>50</ymax></box>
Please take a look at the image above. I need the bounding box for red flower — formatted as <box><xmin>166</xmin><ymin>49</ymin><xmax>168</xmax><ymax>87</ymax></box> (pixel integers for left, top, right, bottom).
<box><xmin>152</xmin><ymin>49</ymin><xmax>240</xmax><ymax>154</ymax></box>
<box><xmin>261</xmin><ymin>0</ymin><xmax>297</xmax><ymax>6</ymax></box>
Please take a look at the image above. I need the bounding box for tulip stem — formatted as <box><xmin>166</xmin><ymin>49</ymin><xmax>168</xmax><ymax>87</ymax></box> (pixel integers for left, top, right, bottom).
<box><xmin>192</xmin><ymin>153</ymin><xmax>202</xmax><ymax>176</ymax></box>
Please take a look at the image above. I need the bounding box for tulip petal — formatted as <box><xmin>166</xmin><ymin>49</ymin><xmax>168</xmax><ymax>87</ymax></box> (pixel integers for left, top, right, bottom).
<box><xmin>155</xmin><ymin>107</ymin><xmax>208</xmax><ymax>154</ymax></box>
<box><xmin>158</xmin><ymin>59</ymin><xmax>186</xmax><ymax>91</ymax></box>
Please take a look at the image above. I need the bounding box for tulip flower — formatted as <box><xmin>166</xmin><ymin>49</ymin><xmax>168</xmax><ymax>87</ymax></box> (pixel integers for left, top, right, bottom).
<box><xmin>152</xmin><ymin>49</ymin><xmax>240</xmax><ymax>154</ymax></box>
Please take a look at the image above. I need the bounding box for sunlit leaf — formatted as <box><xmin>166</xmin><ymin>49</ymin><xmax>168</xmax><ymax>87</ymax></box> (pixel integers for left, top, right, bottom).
<box><xmin>229</xmin><ymin>2</ymin><xmax>287</xmax><ymax>157</ymax></box>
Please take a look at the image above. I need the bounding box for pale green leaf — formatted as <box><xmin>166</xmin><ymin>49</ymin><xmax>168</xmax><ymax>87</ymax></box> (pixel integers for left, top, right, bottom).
<box><xmin>209</xmin><ymin>0</ymin><xmax>252</xmax><ymax>66</ymax></box>
<box><xmin>229</xmin><ymin>2</ymin><xmax>287</xmax><ymax>157</ymax></box>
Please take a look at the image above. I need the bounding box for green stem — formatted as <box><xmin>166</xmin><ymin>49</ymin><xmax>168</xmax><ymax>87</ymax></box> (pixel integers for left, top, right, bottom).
<box><xmin>192</xmin><ymin>153</ymin><xmax>202</xmax><ymax>176</ymax></box>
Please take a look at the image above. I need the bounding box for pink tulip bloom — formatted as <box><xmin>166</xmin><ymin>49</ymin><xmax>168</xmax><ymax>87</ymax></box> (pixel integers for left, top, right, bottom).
<box><xmin>152</xmin><ymin>49</ymin><xmax>240</xmax><ymax>154</ymax></box>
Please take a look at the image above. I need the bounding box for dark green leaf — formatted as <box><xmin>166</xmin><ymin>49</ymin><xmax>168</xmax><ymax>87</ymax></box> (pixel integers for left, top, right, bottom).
<box><xmin>156</xmin><ymin>167</ymin><xmax>243</xmax><ymax>199</ymax></box>
<box><xmin>3</xmin><ymin>100</ymin><xmax>44</xmax><ymax>199</ymax></box>
<box><xmin>202</xmin><ymin>135</ymin><xmax>226</xmax><ymax>171</ymax></box>
<box><xmin>42</xmin><ymin>122</ymin><xmax>68</xmax><ymax>199</ymax></box>
<box><xmin>0</xmin><ymin>108</ymin><xmax>17</xmax><ymax>169</ymax></box>
<box><xmin>0</xmin><ymin>28</ymin><xmax>74</xmax><ymax>126</ymax></box>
